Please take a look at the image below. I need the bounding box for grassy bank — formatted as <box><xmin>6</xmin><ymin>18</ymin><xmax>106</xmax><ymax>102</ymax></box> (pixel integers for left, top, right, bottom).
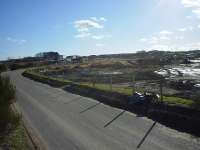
<box><xmin>23</xmin><ymin>69</ymin><xmax>194</xmax><ymax>108</ymax></box>
<box><xmin>80</xmin><ymin>82</ymin><xmax>194</xmax><ymax>108</ymax></box>
<box><xmin>23</xmin><ymin>69</ymin><xmax>72</xmax><ymax>87</ymax></box>
<box><xmin>0</xmin><ymin>121</ymin><xmax>28</xmax><ymax>150</ymax></box>
<box><xmin>0</xmin><ymin>75</ymin><xmax>28</xmax><ymax>150</ymax></box>
<box><xmin>23</xmin><ymin>69</ymin><xmax>200</xmax><ymax>136</ymax></box>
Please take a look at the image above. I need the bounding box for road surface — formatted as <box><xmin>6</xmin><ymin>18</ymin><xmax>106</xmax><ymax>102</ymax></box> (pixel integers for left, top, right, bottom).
<box><xmin>5</xmin><ymin>70</ymin><xmax>200</xmax><ymax>150</ymax></box>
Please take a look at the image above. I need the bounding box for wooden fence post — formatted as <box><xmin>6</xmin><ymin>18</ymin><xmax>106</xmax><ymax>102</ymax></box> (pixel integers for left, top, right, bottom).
<box><xmin>110</xmin><ymin>74</ymin><xmax>112</xmax><ymax>91</ymax></box>
<box><xmin>132</xmin><ymin>74</ymin><xmax>135</xmax><ymax>95</ymax></box>
<box><xmin>93</xmin><ymin>75</ymin><xmax>95</xmax><ymax>88</ymax></box>
<box><xmin>160</xmin><ymin>79</ymin><xmax>163</xmax><ymax>103</ymax></box>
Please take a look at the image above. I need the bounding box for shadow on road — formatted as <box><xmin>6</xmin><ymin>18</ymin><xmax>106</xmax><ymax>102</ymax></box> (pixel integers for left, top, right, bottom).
<box><xmin>104</xmin><ymin>110</ymin><xmax>126</xmax><ymax>128</ymax></box>
<box><xmin>80</xmin><ymin>102</ymin><xmax>101</xmax><ymax>113</ymax></box>
<box><xmin>63</xmin><ymin>97</ymin><xmax>82</xmax><ymax>105</ymax></box>
<box><xmin>136</xmin><ymin>121</ymin><xmax>157</xmax><ymax>149</ymax></box>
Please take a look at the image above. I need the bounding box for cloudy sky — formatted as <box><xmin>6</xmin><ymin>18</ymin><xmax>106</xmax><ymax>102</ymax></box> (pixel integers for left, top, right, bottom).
<box><xmin>0</xmin><ymin>0</ymin><xmax>200</xmax><ymax>60</ymax></box>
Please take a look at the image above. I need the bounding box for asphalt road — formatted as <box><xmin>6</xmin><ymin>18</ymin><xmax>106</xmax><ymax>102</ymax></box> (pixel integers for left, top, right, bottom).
<box><xmin>5</xmin><ymin>70</ymin><xmax>200</xmax><ymax>150</ymax></box>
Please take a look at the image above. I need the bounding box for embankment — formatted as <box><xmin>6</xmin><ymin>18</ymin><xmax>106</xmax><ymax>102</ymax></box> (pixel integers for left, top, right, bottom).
<box><xmin>23</xmin><ymin>70</ymin><xmax>200</xmax><ymax>137</ymax></box>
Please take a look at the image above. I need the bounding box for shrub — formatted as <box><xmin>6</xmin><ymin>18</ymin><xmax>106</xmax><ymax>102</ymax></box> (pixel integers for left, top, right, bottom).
<box><xmin>9</xmin><ymin>63</ymin><xmax>32</xmax><ymax>70</ymax></box>
<box><xmin>0</xmin><ymin>64</ymin><xmax>7</xmax><ymax>73</ymax></box>
<box><xmin>192</xmin><ymin>94</ymin><xmax>200</xmax><ymax>110</ymax></box>
<box><xmin>0</xmin><ymin>76</ymin><xmax>15</xmax><ymax>105</ymax></box>
<box><xmin>0</xmin><ymin>76</ymin><xmax>18</xmax><ymax>129</ymax></box>
<box><xmin>22</xmin><ymin>70</ymin><xmax>71</xmax><ymax>87</ymax></box>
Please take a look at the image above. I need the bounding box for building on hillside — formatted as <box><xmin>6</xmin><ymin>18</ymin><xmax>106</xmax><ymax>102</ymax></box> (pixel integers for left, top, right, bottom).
<box><xmin>82</xmin><ymin>56</ymin><xmax>88</xmax><ymax>63</ymax></box>
<box><xmin>58</xmin><ymin>55</ymin><xmax>64</xmax><ymax>61</ymax></box>
<box><xmin>65</xmin><ymin>55</ymin><xmax>84</xmax><ymax>63</ymax></box>
<box><xmin>35</xmin><ymin>52</ymin><xmax>61</xmax><ymax>61</ymax></box>
<box><xmin>43</xmin><ymin>52</ymin><xmax>60</xmax><ymax>61</ymax></box>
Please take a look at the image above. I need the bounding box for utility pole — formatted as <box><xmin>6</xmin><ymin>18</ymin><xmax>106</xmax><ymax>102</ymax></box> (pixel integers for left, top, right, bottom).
<box><xmin>92</xmin><ymin>74</ymin><xmax>96</xmax><ymax>88</ymax></box>
<box><xmin>160</xmin><ymin>79</ymin><xmax>163</xmax><ymax>103</ymax></box>
<box><xmin>110</xmin><ymin>74</ymin><xmax>112</xmax><ymax>91</ymax></box>
<box><xmin>132</xmin><ymin>74</ymin><xmax>135</xmax><ymax>95</ymax></box>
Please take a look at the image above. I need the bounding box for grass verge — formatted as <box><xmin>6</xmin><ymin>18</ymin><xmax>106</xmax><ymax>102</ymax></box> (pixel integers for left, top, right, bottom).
<box><xmin>80</xmin><ymin>82</ymin><xmax>194</xmax><ymax>108</ymax></box>
<box><xmin>22</xmin><ymin>69</ymin><xmax>200</xmax><ymax>136</ymax></box>
<box><xmin>0</xmin><ymin>121</ymin><xmax>28</xmax><ymax>150</ymax></box>
<box><xmin>23</xmin><ymin>69</ymin><xmax>72</xmax><ymax>87</ymax></box>
<box><xmin>23</xmin><ymin>69</ymin><xmax>194</xmax><ymax>108</ymax></box>
<box><xmin>0</xmin><ymin>75</ymin><xmax>29</xmax><ymax>150</ymax></box>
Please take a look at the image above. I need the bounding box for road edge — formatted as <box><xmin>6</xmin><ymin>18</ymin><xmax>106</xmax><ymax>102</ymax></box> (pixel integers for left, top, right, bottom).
<box><xmin>11</xmin><ymin>102</ymin><xmax>48</xmax><ymax>150</ymax></box>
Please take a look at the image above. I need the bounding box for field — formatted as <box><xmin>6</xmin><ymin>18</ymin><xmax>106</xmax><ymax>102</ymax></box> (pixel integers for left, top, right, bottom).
<box><xmin>0</xmin><ymin>74</ymin><xmax>28</xmax><ymax>150</ymax></box>
<box><xmin>0</xmin><ymin>121</ymin><xmax>28</xmax><ymax>150</ymax></box>
<box><xmin>23</xmin><ymin>56</ymin><xmax>199</xmax><ymax>109</ymax></box>
<box><xmin>22</xmin><ymin>55</ymin><xmax>200</xmax><ymax>137</ymax></box>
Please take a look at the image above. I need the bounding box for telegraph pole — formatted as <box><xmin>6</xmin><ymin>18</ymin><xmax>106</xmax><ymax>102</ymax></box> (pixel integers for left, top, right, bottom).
<box><xmin>160</xmin><ymin>79</ymin><xmax>163</xmax><ymax>103</ymax></box>
<box><xmin>132</xmin><ymin>73</ymin><xmax>135</xmax><ymax>95</ymax></box>
<box><xmin>110</xmin><ymin>74</ymin><xmax>112</xmax><ymax>91</ymax></box>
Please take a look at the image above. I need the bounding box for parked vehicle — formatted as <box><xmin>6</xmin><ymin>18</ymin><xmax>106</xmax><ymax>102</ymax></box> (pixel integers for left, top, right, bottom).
<box><xmin>128</xmin><ymin>92</ymin><xmax>145</xmax><ymax>106</ymax></box>
<box><xmin>128</xmin><ymin>92</ymin><xmax>159</xmax><ymax>106</ymax></box>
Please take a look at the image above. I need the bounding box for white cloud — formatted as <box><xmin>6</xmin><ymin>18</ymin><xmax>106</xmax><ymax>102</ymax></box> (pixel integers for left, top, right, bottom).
<box><xmin>150</xmin><ymin>44</ymin><xmax>170</xmax><ymax>50</ymax></box>
<box><xmin>192</xmin><ymin>9</ymin><xmax>200</xmax><ymax>18</ymax></box>
<box><xmin>159</xmin><ymin>36</ymin><xmax>170</xmax><ymax>40</ymax></box>
<box><xmin>90</xmin><ymin>17</ymin><xmax>107</xmax><ymax>22</ymax></box>
<box><xmin>178</xmin><ymin>26</ymin><xmax>194</xmax><ymax>32</ymax></box>
<box><xmin>182</xmin><ymin>0</ymin><xmax>200</xmax><ymax>18</ymax></box>
<box><xmin>92</xmin><ymin>35</ymin><xmax>104</xmax><ymax>40</ymax></box>
<box><xmin>90</xmin><ymin>17</ymin><xmax>98</xmax><ymax>22</ymax></box>
<box><xmin>73</xmin><ymin>17</ymin><xmax>108</xmax><ymax>39</ymax></box>
<box><xmin>19</xmin><ymin>39</ymin><xmax>27</xmax><ymax>44</ymax></box>
<box><xmin>184</xmin><ymin>42</ymin><xmax>200</xmax><ymax>49</ymax></box>
<box><xmin>7</xmin><ymin>37</ymin><xmax>26</xmax><ymax>44</ymax></box>
<box><xmin>178</xmin><ymin>28</ymin><xmax>187</xmax><ymax>32</ymax></box>
<box><xmin>75</xmin><ymin>32</ymin><xmax>91</xmax><ymax>38</ymax></box>
<box><xmin>7</xmin><ymin>37</ymin><xmax>17</xmax><ymax>42</ymax></box>
<box><xmin>105</xmin><ymin>34</ymin><xmax>112</xmax><ymax>38</ymax></box>
<box><xmin>140</xmin><ymin>38</ymin><xmax>147</xmax><ymax>42</ymax></box>
<box><xmin>157</xmin><ymin>30</ymin><xmax>173</xmax><ymax>41</ymax></box>
<box><xmin>175</xmin><ymin>36</ymin><xmax>184</xmax><ymax>40</ymax></box>
<box><xmin>182</xmin><ymin>0</ymin><xmax>200</xmax><ymax>8</ymax></box>
<box><xmin>144</xmin><ymin>30</ymin><xmax>172</xmax><ymax>44</ymax></box>
<box><xmin>149</xmin><ymin>36</ymin><xmax>159</xmax><ymax>44</ymax></box>
<box><xmin>186</xmin><ymin>15</ymin><xmax>193</xmax><ymax>19</ymax></box>
<box><xmin>100</xmin><ymin>17</ymin><xmax>107</xmax><ymax>22</ymax></box>
<box><xmin>188</xmin><ymin>26</ymin><xmax>194</xmax><ymax>31</ymax></box>
<box><xmin>149</xmin><ymin>42</ymin><xmax>200</xmax><ymax>51</ymax></box>
<box><xmin>92</xmin><ymin>34</ymin><xmax>112</xmax><ymax>40</ymax></box>
<box><xmin>96</xmin><ymin>43</ymin><xmax>104</xmax><ymax>47</ymax></box>
<box><xmin>159</xmin><ymin>30</ymin><xmax>173</xmax><ymax>35</ymax></box>
<box><xmin>140</xmin><ymin>35</ymin><xmax>168</xmax><ymax>44</ymax></box>
<box><xmin>140</xmin><ymin>25</ymin><xmax>200</xmax><ymax>51</ymax></box>
<box><xmin>139</xmin><ymin>37</ymin><xmax>157</xmax><ymax>44</ymax></box>
<box><xmin>74</xmin><ymin>19</ymin><xmax>104</xmax><ymax>33</ymax></box>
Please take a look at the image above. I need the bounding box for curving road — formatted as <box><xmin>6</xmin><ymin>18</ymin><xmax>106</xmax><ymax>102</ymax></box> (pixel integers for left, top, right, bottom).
<box><xmin>5</xmin><ymin>70</ymin><xmax>200</xmax><ymax>150</ymax></box>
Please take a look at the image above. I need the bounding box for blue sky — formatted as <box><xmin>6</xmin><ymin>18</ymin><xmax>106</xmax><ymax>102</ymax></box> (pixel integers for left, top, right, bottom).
<box><xmin>0</xmin><ymin>0</ymin><xmax>200</xmax><ymax>60</ymax></box>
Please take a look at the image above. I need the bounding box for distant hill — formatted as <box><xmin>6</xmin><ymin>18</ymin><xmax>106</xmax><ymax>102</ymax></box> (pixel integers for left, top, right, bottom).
<box><xmin>88</xmin><ymin>50</ymin><xmax>200</xmax><ymax>60</ymax></box>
